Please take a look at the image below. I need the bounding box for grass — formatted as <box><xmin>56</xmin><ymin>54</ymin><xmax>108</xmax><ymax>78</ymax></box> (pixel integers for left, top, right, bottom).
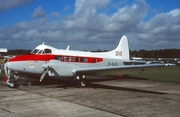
<box><xmin>1</xmin><ymin>66</ymin><xmax>180</xmax><ymax>83</ymax></box>
<box><xmin>0</xmin><ymin>71</ymin><xmax>5</xmax><ymax>79</ymax></box>
<box><xmin>0</xmin><ymin>70</ymin><xmax>14</xmax><ymax>80</ymax></box>
<box><xmin>99</xmin><ymin>66</ymin><xmax>180</xmax><ymax>83</ymax></box>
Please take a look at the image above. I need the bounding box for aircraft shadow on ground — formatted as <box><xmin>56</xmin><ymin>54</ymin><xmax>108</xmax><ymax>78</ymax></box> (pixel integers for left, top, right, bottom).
<box><xmin>90</xmin><ymin>84</ymin><xmax>167</xmax><ymax>95</ymax></box>
<box><xmin>10</xmin><ymin>76</ymin><xmax>167</xmax><ymax>95</ymax></box>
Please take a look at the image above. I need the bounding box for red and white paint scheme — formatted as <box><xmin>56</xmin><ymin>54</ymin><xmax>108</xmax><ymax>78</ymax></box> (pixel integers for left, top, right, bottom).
<box><xmin>5</xmin><ymin>35</ymin><xmax>169</xmax><ymax>88</ymax></box>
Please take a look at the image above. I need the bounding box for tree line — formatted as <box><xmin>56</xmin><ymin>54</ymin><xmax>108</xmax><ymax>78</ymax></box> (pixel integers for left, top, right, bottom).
<box><xmin>130</xmin><ymin>49</ymin><xmax>180</xmax><ymax>58</ymax></box>
<box><xmin>4</xmin><ymin>49</ymin><xmax>180</xmax><ymax>58</ymax></box>
<box><xmin>6</xmin><ymin>49</ymin><xmax>32</xmax><ymax>55</ymax></box>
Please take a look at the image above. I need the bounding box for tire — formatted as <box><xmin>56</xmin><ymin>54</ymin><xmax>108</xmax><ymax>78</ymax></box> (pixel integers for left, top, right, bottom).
<box><xmin>77</xmin><ymin>80</ymin><xmax>86</xmax><ymax>88</ymax></box>
<box><xmin>80</xmin><ymin>80</ymin><xmax>86</xmax><ymax>87</ymax></box>
<box><xmin>8</xmin><ymin>82</ymin><xmax>16</xmax><ymax>88</ymax></box>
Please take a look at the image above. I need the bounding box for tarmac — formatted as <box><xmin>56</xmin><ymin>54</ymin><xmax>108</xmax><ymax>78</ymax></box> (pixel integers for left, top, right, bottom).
<box><xmin>0</xmin><ymin>77</ymin><xmax>180</xmax><ymax>117</ymax></box>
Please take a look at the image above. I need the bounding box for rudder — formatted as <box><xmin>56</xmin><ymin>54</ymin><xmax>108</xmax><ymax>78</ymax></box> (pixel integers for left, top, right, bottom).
<box><xmin>105</xmin><ymin>35</ymin><xmax>129</xmax><ymax>60</ymax></box>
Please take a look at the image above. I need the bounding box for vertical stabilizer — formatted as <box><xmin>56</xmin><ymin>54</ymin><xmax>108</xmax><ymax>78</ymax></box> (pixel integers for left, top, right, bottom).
<box><xmin>105</xmin><ymin>35</ymin><xmax>129</xmax><ymax>60</ymax></box>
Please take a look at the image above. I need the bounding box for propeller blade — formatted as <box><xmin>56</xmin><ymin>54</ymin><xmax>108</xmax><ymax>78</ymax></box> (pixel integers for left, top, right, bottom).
<box><xmin>40</xmin><ymin>69</ymin><xmax>48</xmax><ymax>82</ymax></box>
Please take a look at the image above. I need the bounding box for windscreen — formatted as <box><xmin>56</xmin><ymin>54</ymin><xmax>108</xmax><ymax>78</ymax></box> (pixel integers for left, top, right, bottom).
<box><xmin>31</xmin><ymin>49</ymin><xmax>44</xmax><ymax>54</ymax></box>
<box><xmin>31</xmin><ymin>49</ymin><xmax>39</xmax><ymax>54</ymax></box>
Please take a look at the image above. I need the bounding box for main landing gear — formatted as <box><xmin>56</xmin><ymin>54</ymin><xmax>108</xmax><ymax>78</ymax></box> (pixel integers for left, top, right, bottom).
<box><xmin>75</xmin><ymin>75</ymin><xmax>88</xmax><ymax>88</ymax></box>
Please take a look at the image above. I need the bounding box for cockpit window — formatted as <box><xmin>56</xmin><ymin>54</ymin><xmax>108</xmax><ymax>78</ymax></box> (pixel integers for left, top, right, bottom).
<box><xmin>31</xmin><ymin>49</ymin><xmax>39</xmax><ymax>54</ymax></box>
<box><xmin>38</xmin><ymin>50</ymin><xmax>44</xmax><ymax>54</ymax></box>
<box><xmin>31</xmin><ymin>48</ymin><xmax>52</xmax><ymax>54</ymax></box>
<box><xmin>31</xmin><ymin>49</ymin><xmax>44</xmax><ymax>54</ymax></box>
<box><xmin>44</xmin><ymin>49</ymin><xmax>51</xmax><ymax>53</ymax></box>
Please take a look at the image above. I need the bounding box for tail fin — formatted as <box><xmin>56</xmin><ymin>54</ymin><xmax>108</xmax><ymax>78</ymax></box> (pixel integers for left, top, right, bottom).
<box><xmin>105</xmin><ymin>35</ymin><xmax>129</xmax><ymax>60</ymax></box>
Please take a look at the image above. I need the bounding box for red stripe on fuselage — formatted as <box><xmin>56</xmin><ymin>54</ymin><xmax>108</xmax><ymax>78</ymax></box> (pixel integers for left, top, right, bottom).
<box><xmin>8</xmin><ymin>54</ymin><xmax>55</xmax><ymax>62</ymax></box>
<box><xmin>8</xmin><ymin>54</ymin><xmax>104</xmax><ymax>63</ymax></box>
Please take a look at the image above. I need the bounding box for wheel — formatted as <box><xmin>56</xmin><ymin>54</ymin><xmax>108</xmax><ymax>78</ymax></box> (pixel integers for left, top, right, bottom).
<box><xmin>77</xmin><ymin>80</ymin><xmax>86</xmax><ymax>88</ymax></box>
<box><xmin>80</xmin><ymin>80</ymin><xmax>86</xmax><ymax>87</ymax></box>
<box><xmin>75</xmin><ymin>75</ymin><xmax>88</xmax><ymax>88</ymax></box>
<box><xmin>8</xmin><ymin>82</ymin><xmax>16</xmax><ymax>88</ymax></box>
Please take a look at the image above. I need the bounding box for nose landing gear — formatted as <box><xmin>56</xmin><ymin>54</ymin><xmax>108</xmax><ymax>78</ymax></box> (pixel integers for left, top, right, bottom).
<box><xmin>6</xmin><ymin>79</ymin><xmax>16</xmax><ymax>88</ymax></box>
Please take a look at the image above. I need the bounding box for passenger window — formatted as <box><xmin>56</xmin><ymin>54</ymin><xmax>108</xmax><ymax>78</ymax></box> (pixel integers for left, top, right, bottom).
<box><xmin>64</xmin><ymin>56</ymin><xmax>70</xmax><ymax>62</ymax></box>
<box><xmin>72</xmin><ymin>57</ymin><xmax>78</xmax><ymax>62</ymax></box>
<box><xmin>93</xmin><ymin>58</ymin><xmax>97</xmax><ymax>63</ymax></box>
<box><xmin>55</xmin><ymin>56</ymin><xmax>62</xmax><ymax>61</ymax></box>
<box><xmin>75</xmin><ymin>57</ymin><xmax>79</xmax><ymax>62</ymax></box>
<box><xmin>80</xmin><ymin>57</ymin><xmax>86</xmax><ymax>62</ymax></box>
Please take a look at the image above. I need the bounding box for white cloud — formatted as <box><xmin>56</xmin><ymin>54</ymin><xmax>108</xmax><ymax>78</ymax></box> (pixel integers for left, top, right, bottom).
<box><xmin>1</xmin><ymin>0</ymin><xmax>180</xmax><ymax>50</ymax></box>
<box><xmin>50</xmin><ymin>12</ymin><xmax>61</xmax><ymax>17</ymax></box>
<box><xmin>168</xmin><ymin>9</ymin><xmax>180</xmax><ymax>17</ymax></box>
<box><xmin>31</xmin><ymin>6</ymin><xmax>46</xmax><ymax>18</ymax></box>
<box><xmin>138</xmin><ymin>33</ymin><xmax>152</xmax><ymax>40</ymax></box>
<box><xmin>63</xmin><ymin>5</ymin><xmax>70</xmax><ymax>12</ymax></box>
<box><xmin>74</xmin><ymin>0</ymin><xmax>110</xmax><ymax>14</ymax></box>
<box><xmin>0</xmin><ymin>0</ymin><xmax>32</xmax><ymax>12</ymax></box>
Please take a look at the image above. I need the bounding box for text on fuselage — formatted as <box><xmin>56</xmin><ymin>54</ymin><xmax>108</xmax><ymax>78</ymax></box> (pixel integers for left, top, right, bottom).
<box><xmin>107</xmin><ymin>62</ymin><xmax>118</xmax><ymax>66</ymax></box>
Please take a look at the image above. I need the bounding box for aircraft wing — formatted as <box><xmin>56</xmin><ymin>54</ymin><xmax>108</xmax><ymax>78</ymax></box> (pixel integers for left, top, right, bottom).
<box><xmin>72</xmin><ymin>64</ymin><xmax>172</xmax><ymax>75</ymax></box>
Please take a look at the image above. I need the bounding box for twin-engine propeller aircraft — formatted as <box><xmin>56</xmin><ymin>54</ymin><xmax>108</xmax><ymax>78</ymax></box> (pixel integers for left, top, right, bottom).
<box><xmin>5</xmin><ymin>35</ymin><xmax>171</xmax><ymax>88</ymax></box>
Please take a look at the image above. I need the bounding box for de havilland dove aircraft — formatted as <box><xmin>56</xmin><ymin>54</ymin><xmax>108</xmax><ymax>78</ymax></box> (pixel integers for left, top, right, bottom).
<box><xmin>4</xmin><ymin>35</ymin><xmax>171</xmax><ymax>88</ymax></box>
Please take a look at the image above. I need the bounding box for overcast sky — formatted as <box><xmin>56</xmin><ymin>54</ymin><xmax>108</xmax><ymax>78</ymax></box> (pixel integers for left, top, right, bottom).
<box><xmin>0</xmin><ymin>0</ymin><xmax>180</xmax><ymax>51</ymax></box>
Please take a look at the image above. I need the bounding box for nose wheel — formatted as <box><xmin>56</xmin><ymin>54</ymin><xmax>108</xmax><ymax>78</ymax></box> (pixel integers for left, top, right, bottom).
<box><xmin>8</xmin><ymin>82</ymin><xmax>16</xmax><ymax>88</ymax></box>
<box><xmin>6</xmin><ymin>80</ymin><xmax>16</xmax><ymax>88</ymax></box>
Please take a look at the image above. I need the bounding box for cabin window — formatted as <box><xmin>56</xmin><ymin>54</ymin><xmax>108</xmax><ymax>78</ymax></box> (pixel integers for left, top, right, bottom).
<box><xmin>93</xmin><ymin>58</ymin><xmax>97</xmax><ymax>63</ymax></box>
<box><xmin>55</xmin><ymin>56</ymin><xmax>62</xmax><ymax>61</ymax></box>
<box><xmin>80</xmin><ymin>57</ymin><xmax>86</xmax><ymax>62</ymax></box>
<box><xmin>69</xmin><ymin>56</ymin><xmax>72</xmax><ymax>61</ymax></box>
<box><xmin>64</xmin><ymin>56</ymin><xmax>71</xmax><ymax>62</ymax></box>
<box><xmin>54</xmin><ymin>55</ymin><xmax>102</xmax><ymax>63</ymax></box>
<box><xmin>44</xmin><ymin>49</ymin><xmax>52</xmax><ymax>53</ymax></box>
<box><xmin>73</xmin><ymin>57</ymin><xmax>78</xmax><ymax>62</ymax></box>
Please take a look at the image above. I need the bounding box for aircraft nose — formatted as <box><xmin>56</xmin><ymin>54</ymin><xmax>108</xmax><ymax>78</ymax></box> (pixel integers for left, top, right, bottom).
<box><xmin>6</xmin><ymin>62</ymin><xmax>13</xmax><ymax>69</ymax></box>
<box><xmin>6</xmin><ymin>62</ymin><xmax>11</xmax><ymax>69</ymax></box>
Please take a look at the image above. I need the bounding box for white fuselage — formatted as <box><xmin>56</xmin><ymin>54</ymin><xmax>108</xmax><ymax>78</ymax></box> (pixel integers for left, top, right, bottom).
<box><xmin>6</xmin><ymin>35</ymin><xmax>130</xmax><ymax>78</ymax></box>
<box><xmin>7</xmin><ymin>49</ymin><xmax>127</xmax><ymax>77</ymax></box>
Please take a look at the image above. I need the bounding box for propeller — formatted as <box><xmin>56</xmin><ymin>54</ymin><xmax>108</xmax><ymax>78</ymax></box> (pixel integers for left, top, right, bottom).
<box><xmin>40</xmin><ymin>64</ymin><xmax>52</xmax><ymax>82</ymax></box>
<box><xmin>40</xmin><ymin>60</ymin><xmax>60</xmax><ymax>82</ymax></box>
<box><xmin>40</xmin><ymin>69</ymin><xmax>48</xmax><ymax>82</ymax></box>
